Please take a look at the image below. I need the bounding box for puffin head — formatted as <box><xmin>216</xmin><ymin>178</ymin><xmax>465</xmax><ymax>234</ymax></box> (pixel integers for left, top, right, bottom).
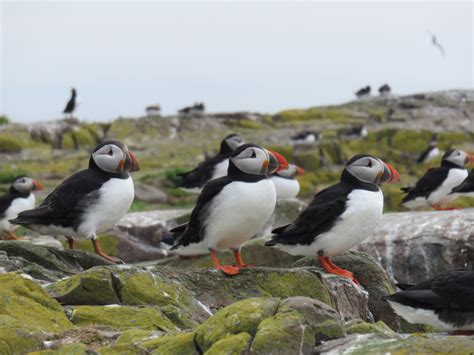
<box><xmin>345</xmin><ymin>154</ymin><xmax>400</xmax><ymax>185</ymax></box>
<box><xmin>442</xmin><ymin>149</ymin><xmax>473</xmax><ymax>167</ymax></box>
<box><xmin>91</xmin><ymin>140</ymin><xmax>140</xmax><ymax>174</ymax></box>
<box><xmin>275</xmin><ymin>164</ymin><xmax>305</xmax><ymax>179</ymax></box>
<box><xmin>11</xmin><ymin>175</ymin><xmax>43</xmax><ymax>193</ymax></box>
<box><xmin>267</xmin><ymin>150</ymin><xmax>290</xmax><ymax>175</ymax></box>
<box><xmin>221</xmin><ymin>133</ymin><xmax>244</xmax><ymax>153</ymax></box>
<box><xmin>230</xmin><ymin>144</ymin><xmax>288</xmax><ymax>176</ymax></box>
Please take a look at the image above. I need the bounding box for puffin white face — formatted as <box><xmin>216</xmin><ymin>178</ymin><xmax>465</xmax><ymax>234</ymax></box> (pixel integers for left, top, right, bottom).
<box><xmin>225</xmin><ymin>135</ymin><xmax>244</xmax><ymax>150</ymax></box>
<box><xmin>346</xmin><ymin>156</ymin><xmax>386</xmax><ymax>184</ymax></box>
<box><xmin>92</xmin><ymin>142</ymin><xmax>140</xmax><ymax>174</ymax></box>
<box><xmin>444</xmin><ymin>149</ymin><xmax>472</xmax><ymax>167</ymax></box>
<box><xmin>12</xmin><ymin>176</ymin><xmax>43</xmax><ymax>193</ymax></box>
<box><xmin>231</xmin><ymin>146</ymin><xmax>271</xmax><ymax>175</ymax></box>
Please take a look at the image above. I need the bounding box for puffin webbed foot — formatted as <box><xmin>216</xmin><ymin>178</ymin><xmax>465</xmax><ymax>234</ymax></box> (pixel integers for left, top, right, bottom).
<box><xmin>233</xmin><ymin>250</ymin><xmax>255</xmax><ymax>268</ymax></box>
<box><xmin>319</xmin><ymin>255</ymin><xmax>360</xmax><ymax>286</ymax></box>
<box><xmin>92</xmin><ymin>238</ymin><xmax>124</xmax><ymax>264</ymax></box>
<box><xmin>210</xmin><ymin>249</ymin><xmax>241</xmax><ymax>276</ymax></box>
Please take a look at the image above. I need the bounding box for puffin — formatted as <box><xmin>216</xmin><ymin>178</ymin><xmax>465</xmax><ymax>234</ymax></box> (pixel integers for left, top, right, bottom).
<box><xmin>271</xmin><ymin>164</ymin><xmax>305</xmax><ymax>200</ymax></box>
<box><xmin>378</xmin><ymin>84</ymin><xmax>391</xmax><ymax>96</ymax></box>
<box><xmin>170</xmin><ymin>144</ymin><xmax>289</xmax><ymax>275</ymax></box>
<box><xmin>355</xmin><ymin>86</ymin><xmax>371</xmax><ymax>98</ymax></box>
<box><xmin>0</xmin><ymin>176</ymin><xmax>43</xmax><ymax>240</ymax></box>
<box><xmin>10</xmin><ymin>140</ymin><xmax>139</xmax><ymax>263</ymax></box>
<box><xmin>176</xmin><ymin>133</ymin><xmax>244</xmax><ymax>192</ymax></box>
<box><xmin>290</xmin><ymin>130</ymin><xmax>321</xmax><ymax>145</ymax></box>
<box><xmin>385</xmin><ymin>269</ymin><xmax>474</xmax><ymax>332</ymax></box>
<box><xmin>451</xmin><ymin>170</ymin><xmax>474</xmax><ymax>197</ymax></box>
<box><xmin>337</xmin><ymin>125</ymin><xmax>368</xmax><ymax>140</ymax></box>
<box><xmin>416</xmin><ymin>140</ymin><xmax>440</xmax><ymax>165</ymax></box>
<box><xmin>63</xmin><ymin>88</ymin><xmax>77</xmax><ymax>118</ymax></box>
<box><xmin>401</xmin><ymin>149</ymin><xmax>473</xmax><ymax>210</ymax></box>
<box><xmin>265</xmin><ymin>154</ymin><xmax>400</xmax><ymax>284</ymax></box>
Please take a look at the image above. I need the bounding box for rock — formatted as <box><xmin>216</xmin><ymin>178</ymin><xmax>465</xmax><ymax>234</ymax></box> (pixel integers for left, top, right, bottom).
<box><xmin>0</xmin><ymin>241</ymin><xmax>109</xmax><ymax>282</ymax></box>
<box><xmin>0</xmin><ymin>273</ymin><xmax>72</xmax><ymax>354</ymax></box>
<box><xmin>69</xmin><ymin>305</ymin><xmax>176</xmax><ymax>331</ymax></box>
<box><xmin>314</xmin><ymin>333</ymin><xmax>474</xmax><ymax>354</ymax></box>
<box><xmin>294</xmin><ymin>251</ymin><xmax>396</xmax><ymax>327</ymax></box>
<box><xmin>357</xmin><ymin>209</ymin><xmax>474</xmax><ymax>284</ymax></box>
<box><xmin>134</xmin><ymin>184</ymin><xmax>169</xmax><ymax>203</ymax></box>
<box><xmin>194</xmin><ymin>297</ymin><xmax>280</xmax><ymax>352</ymax></box>
<box><xmin>251</xmin><ymin>297</ymin><xmax>345</xmax><ymax>354</ymax></box>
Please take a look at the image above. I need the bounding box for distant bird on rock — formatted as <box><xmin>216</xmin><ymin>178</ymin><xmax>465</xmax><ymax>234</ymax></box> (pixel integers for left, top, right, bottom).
<box><xmin>337</xmin><ymin>125</ymin><xmax>368</xmax><ymax>140</ymax></box>
<box><xmin>385</xmin><ymin>269</ymin><xmax>474</xmax><ymax>332</ymax></box>
<box><xmin>290</xmin><ymin>130</ymin><xmax>321</xmax><ymax>145</ymax></box>
<box><xmin>10</xmin><ymin>140</ymin><xmax>139</xmax><ymax>263</ymax></box>
<box><xmin>176</xmin><ymin>133</ymin><xmax>244</xmax><ymax>193</ymax></box>
<box><xmin>266</xmin><ymin>154</ymin><xmax>400</xmax><ymax>285</ymax></box>
<box><xmin>170</xmin><ymin>144</ymin><xmax>289</xmax><ymax>275</ymax></box>
<box><xmin>146</xmin><ymin>104</ymin><xmax>161</xmax><ymax>117</ymax></box>
<box><xmin>416</xmin><ymin>139</ymin><xmax>440</xmax><ymax>165</ymax></box>
<box><xmin>355</xmin><ymin>86</ymin><xmax>371</xmax><ymax>98</ymax></box>
<box><xmin>271</xmin><ymin>164</ymin><xmax>304</xmax><ymax>200</ymax></box>
<box><xmin>401</xmin><ymin>149</ymin><xmax>473</xmax><ymax>210</ymax></box>
<box><xmin>0</xmin><ymin>176</ymin><xmax>43</xmax><ymax>240</ymax></box>
<box><xmin>451</xmin><ymin>169</ymin><xmax>474</xmax><ymax>197</ymax></box>
<box><xmin>378</xmin><ymin>84</ymin><xmax>391</xmax><ymax>96</ymax></box>
<box><xmin>179</xmin><ymin>102</ymin><xmax>205</xmax><ymax>116</ymax></box>
<box><xmin>63</xmin><ymin>88</ymin><xmax>77</xmax><ymax>118</ymax></box>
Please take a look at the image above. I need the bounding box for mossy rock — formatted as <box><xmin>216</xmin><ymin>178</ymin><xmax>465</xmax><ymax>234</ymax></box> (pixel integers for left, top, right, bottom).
<box><xmin>0</xmin><ymin>135</ymin><xmax>23</xmax><ymax>153</ymax></box>
<box><xmin>160</xmin><ymin>304</ymin><xmax>198</xmax><ymax>330</ymax></box>
<box><xmin>72</xmin><ymin>235</ymin><xmax>119</xmax><ymax>258</ymax></box>
<box><xmin>195</xmin><ymin>297</ymin><xmax>280</xmax><ymax>352</ymax></box>
<box><xmin>140</xmin><ymin>332</ymin><xmax>198</xmax><ymax>354</ymax></box>
<box><xmin>97</xmin><ymin>344</ymin><xmax>143</xmax><ymax>355</ymax></box>
<box><xmin>70</xmin><ymin>305</ymin><xmax>176</xmax><ymax>331</ymax></box>
<box><xmin>345</xmin><ymin>320</ymin><xmax>396</xmax><ymax>338</ymax></box>
<box><xmin>0</xmin><ymin>327</ymin><xmax>42</xmax><ymax>355</ymax></box>
<box><xmin>46</xmin><ymin>267</ymin><xmax>120</xmax><ymax>305</ymax></box>
<box><xmin>29</xmin><ymin>343</ymin><xmax>88</xmax><ymax>355</ymax></box>
<box><xmin>0</xmin><ymin>273</ymin><xmax>73</xmax><ymax>334</ymax></box>
<box><xmin>205</xmin><ymin>332</ymin><xmax>252</xmax><ymax>355</ymax></box>
<box><xmin>115</xmin><ymin>328</ymin><xmax>156</xmax><ymax>345</ymax></box>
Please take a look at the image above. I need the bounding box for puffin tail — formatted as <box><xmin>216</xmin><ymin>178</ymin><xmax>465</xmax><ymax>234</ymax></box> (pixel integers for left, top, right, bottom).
<box><xmin>400</xmin><ymin>186</ymin><xmax>414</xmax><ymax>193</ymax></box>
<box><xmin>265</xmin><ymin>224</ymin><xmax>291</xmax><ymax>246</ymax></box>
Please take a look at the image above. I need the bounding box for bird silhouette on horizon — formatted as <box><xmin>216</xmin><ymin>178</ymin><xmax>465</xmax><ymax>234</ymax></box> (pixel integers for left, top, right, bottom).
<box><xmin>428</xmin><ymin>31</ymin><xmax>445</xmax><ymax>57</ymax></box>
<box><xmin>63</xmin><ymin>88</ymin><xmax>77</xmax><ymax>118</ymax></box>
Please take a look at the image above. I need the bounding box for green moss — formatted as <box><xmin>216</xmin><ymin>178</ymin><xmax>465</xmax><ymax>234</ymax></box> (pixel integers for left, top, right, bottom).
<box><xmin>97</xmin><ymin>344</ymin><xmax>142</xmax><ymax>355</ymax></box>
<box><xmin>115</xmin><ymin>328</ymin><xmax>155</xmax><ymax>345</ymax></box>
<box><xmin>195</xmin><ymin>297</ymin><xmax>280</xmax><ymax>352</ymax></box>
<box><xmin>206</xmin><ymin>332</ymin><xmax>252</xmax><ymax>355</ymax></box>
<box><xmin>391</xmin><ymin>130</ymin><xmax>433</xmax><ymax>154</ymax></box>
<box><xmin>0</xmin><ymin>327</ymin><xmax>42</xmax><ymax>355</ymax></box>
<box><xmin>140</xmin><ymin>332</ymin><xmax>197</xmax><ymax>354</ymax></box>
<box><xmin>0</xmin><ymin>116</ymin><xmax>9</xmax><ymax>125</ymax></box>
<box><xmin>70</xmin><ymin>305</ymin><xmax>176</xmax><ymax>331</ymax></box>
<box><xmin>233</xmin><ymin>119</ymin><xmax>261</xmax><ymax>129</ymax></box>
<box><xmin>0</xmin><ymin>135</ymin><xmax>23</xmax><ymax>153</ymax></box>
<box><xmin>0</xmin><ymin>273</ymin><xmax>73</xmax><ymax>333</ymax></box>
<box><xmin>160</xmin><ymin>304</ymin><xmax>198</xmax><ymax>330</ymax></box>
<box><xmin>256</xmin><ymin>270</ymin><xmax>333</xmax><ymax>306</ymax></box>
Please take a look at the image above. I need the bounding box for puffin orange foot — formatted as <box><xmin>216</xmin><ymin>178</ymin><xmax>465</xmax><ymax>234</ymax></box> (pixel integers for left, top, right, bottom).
<box><xmin>216</xmin><ymin>265</ymin><xmax>241</xmax><ymax>276</ymax></box>
<box><xmin>432</xmin><ymin>205</ymin><xmax>463</xmax><ymax>211</ymax></box>
<box><xmin>233</xmin><ymin>250</ymin><xmax>254</xmax><ymax>268</ymax></box>
<box><xmin>319</xmin><ymin>255</ymin><xmax>360</xmax><ymax>285</ymax></box>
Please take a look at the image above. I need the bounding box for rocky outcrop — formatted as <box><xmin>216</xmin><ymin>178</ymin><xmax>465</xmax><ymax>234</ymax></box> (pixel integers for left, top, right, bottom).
<box><xmin>357</xmin><ymin>208</ymin><xmax>474</xmax><ymax>284</ymax></box>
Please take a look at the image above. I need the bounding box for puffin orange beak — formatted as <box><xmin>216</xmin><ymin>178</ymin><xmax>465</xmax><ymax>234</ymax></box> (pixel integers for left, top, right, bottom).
<box><xmin>270</xmin><ymin>151</ymin><xmax>289</xmax><ymax>172</ymax></box>
<box><xmin>383</xmin><ymin>162</ymin><xmax>400</xmax><ymax>183</ymax></box>
<box><xmin>32</xmin><ymin>179</ymin><xmax>44</xmax><ymax>191</ymax></box>
<box><xmin>295</xmin><ymin>166</ymin><xmax>305</xmax><ymax>176</ymax></box>
<box><xmin>466</xmin><ymin>154</ymin><xmax>474</xmax><ymax>165</ymax></box>
<box><xmin>126</xmin><ymin>152</ymin><xmax>140</xmax><ymax>172</ymax></box>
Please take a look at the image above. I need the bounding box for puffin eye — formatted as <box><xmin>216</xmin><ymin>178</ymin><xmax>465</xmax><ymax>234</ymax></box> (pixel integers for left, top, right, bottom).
<box><xmin>108</xmin><ymin>148</ymin><xmax>113</xmax><ymax>156</ymax></box>
<box><xmin>250</xmin><ymin>150</ymin><xmax>256</xmax><ymax>158</ymax></box>
<box><xmin>366</xmin><ymin>160</ymin><xmax>372</xmax><ymax>168</ymax></box>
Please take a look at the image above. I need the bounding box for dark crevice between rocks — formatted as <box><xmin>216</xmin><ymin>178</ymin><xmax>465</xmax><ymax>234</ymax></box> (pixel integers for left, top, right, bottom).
<box><xmin>110</xmin><ymin>272</ymin><xmax>124</xmax><ymax>305</ymax></box>
<box><xmin>193</xmin><ymin>333</ymin><xmax>204</xmax><ymax>355</ymax></box>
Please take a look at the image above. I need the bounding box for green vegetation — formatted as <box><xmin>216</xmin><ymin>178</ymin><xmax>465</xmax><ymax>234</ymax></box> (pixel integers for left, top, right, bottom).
<box><xmin>0</xmin><ymin>115</ymin><xmax>9</xmax><ymax>125</ymax></box>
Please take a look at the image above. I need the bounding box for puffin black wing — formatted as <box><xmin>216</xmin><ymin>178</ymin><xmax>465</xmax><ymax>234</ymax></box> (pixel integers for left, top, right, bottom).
<box><xmin>171</xmin><ymin>176</ymin><xmax>233</xmax><ymax>249</ymax></box>
<box><xmin>401</xmin><ymin>167</ymin><xmax>449</xmax><ymax>202</ymax></box>
<box><xmin>266</xmin><ymin>183</ymin><xmax>350</xmax><ymax>246</ymax></box>
<box><xmin>451</xmin><ymin>170</ymin><xmax>474</xmax><ymax>194</ymax></box>
<box><xmin>11</xmin><ymin>169</ymin><xmax>109</xmax><ymax>230</ymax></box>
<box><xmin>385</xmin><ymin>270</ymin><xmax>474</xmax><ymax>311</ymax></box>
<box><xmin>416</xmin><ymin>146</ymin><xmax>433</xmax><ymax>163</ymax></box>
<box><xmin>176</xmin><ymin>154</ymin><xmax>226</xmax><ymax>189</ymax></box>
<box><xmin>0</xmin><ymin>194</ymin><xmax>16</xmax><ymax>218</ymax></box>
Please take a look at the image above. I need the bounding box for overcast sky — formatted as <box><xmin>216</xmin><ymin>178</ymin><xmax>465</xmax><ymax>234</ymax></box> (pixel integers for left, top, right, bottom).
<box><xmin>1</xmin><ymin>1</ymin><xmax>472</xmax><ymax>122</ymax></box>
